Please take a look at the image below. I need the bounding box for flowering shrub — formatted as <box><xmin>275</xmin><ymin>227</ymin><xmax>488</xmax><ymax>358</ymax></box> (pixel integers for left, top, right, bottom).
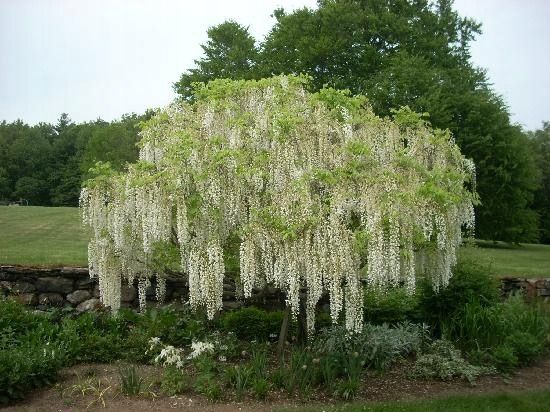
<box><xmin>80</xmin><ymin>75</ymin><xmax>477</xmax><ymax>333</ymax></box>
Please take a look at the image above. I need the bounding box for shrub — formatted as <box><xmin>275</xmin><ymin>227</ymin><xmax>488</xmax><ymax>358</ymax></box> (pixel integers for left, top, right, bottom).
<box><xmin>194</xmin><ymin>372</ymin><xmax>223</xmax><ymax>401</ymax></box>
<box><xmin>505</xmin><ymin>331</ymin><xmax>544</xmax><ymax>366</ymax></box>
<box><xmin>412</xmin><ymin>340</ymin><xmax>494</xmax><ymax>384</ymax></box>
<box><xmin>417</xmin><ymin>258</ymin><xmax>499</xmax><ymax>333</ymax></box>
<box><xmin>119</xmin><ymin>305</ymin><xmax>207</xmax><ymax>348</ymax></box>
<box><xmin>364</xmin><ymin>287</ymin><xmax>420</xmax><ymax>325</ymax></box>
<box><xmin>59</xmin><ymin>313</ymin><xmax>126</xmax><ymax>363</ymax></box>
<box><xmin>489</xmin><ymin>345</ymin><xmax>519</xmax><ymax>373</ymax></box>
<box><xmin>222</xmin><ymin>306</ymin><xmax>287</xmax><ymax>341</ymax></box>
<box><xmin>0</xmin><ymin>298</ymin><xmax>65</xmax><ymax>404</ymax></box>
<box><xmin>443</xmin><ymin>294</ymin><xmax>549</xmax><ymax>370</ymax></box>
<box><xmin>0</xmin><ymin>339</ymin><xmax>64</xmax><ymax>404</ymax></box>
<box><xmin>0</xmin><ymin>298</ymin><xmax>52</xmax><ymax>338</ymax></box>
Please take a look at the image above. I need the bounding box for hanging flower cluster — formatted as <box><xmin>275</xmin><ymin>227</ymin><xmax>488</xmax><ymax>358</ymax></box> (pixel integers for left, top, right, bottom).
<box><xmin>80</xmin><ymin>75</ymin><xmax>477</xmax><ymax>333</ymax></box>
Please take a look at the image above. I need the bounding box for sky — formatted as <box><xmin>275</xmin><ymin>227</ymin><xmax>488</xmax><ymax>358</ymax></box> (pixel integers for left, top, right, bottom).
<box><xmin>0</xmin><ymin>0</ymin><xmax>548</xmax><ymax>131</ymax></box>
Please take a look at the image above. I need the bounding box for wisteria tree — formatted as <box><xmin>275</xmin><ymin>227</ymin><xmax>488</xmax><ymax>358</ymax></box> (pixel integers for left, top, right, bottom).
<box><xmin>80</xmin><ymin>75</ymin><xmax>477</xmax><ymax>335</ymax></box>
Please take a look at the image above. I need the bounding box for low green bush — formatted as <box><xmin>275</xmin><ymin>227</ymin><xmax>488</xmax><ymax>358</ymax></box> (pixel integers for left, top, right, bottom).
<box><xmin>364</xmin><ymin>287</ymin><xmax>420</xmax><ymax>325</ymax></box>
<box><xmin>488</xmin><ymin>345</ymin><xmax>519</xmax><ymax>373</ymax></box>
<box><xmin>160</xmin><ymin>365</ymin><xmax>190</xmax><ymax>395</ymax></box>
<box><xmin>0</xmin><ymin>298</ymin><xmax>54</xmax><ymax>343</ymax></box>
<box><xmin>0</xmin><ymin>341</ymin><xmax>65</xmax><ymax>403</ymax></box>
<box><xmin>59</xmin><ymin>312</ymin><xmax>127</xmax><ymax>363</ymax></box>
<box><xmin>194</xmin><ymin>367</ymin><xmax>223</xmax><ymax>401</ymax></box>
<box><xmin>222</xmin><ymin>306</ymin><xmax>287</xmax><ymax>341</ymax></box>
<box><xmin>417</xmin><ymin>258</ymin><xmax>499</xmax><ymax>333</ymax></box>
<box><xmin>442</xmin><ymin>295</ymin><xmax>549</xmax><ymax>371</ymax></box>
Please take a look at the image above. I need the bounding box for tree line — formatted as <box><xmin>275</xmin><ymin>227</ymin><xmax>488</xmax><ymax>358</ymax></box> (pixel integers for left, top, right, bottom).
<box><xmin>0</xmin><ymin>112</ymin><xmax>151</xmax><ymax>207</ymax></box>
<box><xmin>0</xmin><ymin>0</ymin><xmax>548</xmax><ymax>244</ymax></box>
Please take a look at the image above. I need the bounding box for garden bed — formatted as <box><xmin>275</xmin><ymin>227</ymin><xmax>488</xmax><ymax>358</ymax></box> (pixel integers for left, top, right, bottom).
<box><xmin>5</xmin><ymin>357</ymin><xmax>550</xmax><ymax>411</ymax></box>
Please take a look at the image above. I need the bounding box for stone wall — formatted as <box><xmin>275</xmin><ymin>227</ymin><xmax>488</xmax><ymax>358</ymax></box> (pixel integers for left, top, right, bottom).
<box><xmin>0</xmin><ymin>265</ymin><xmax>286</xmax><ymax>312</ymax></box>
<box><xmin>501</xmin><ymin>277</ymin><xmax>550</xmax><ymax>301</ymax></box>
<box><xmin>1</xmin><ymin>265</ymin><xmax>549</xmax><ymax>312</ymax></box>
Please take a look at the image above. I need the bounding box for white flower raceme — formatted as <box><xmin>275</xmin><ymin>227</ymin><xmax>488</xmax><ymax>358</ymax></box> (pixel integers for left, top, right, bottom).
<box><xmin>187</xmin><ymin>341</ymin><xmax>215</xmax><ymax>359</ymax></box>
<box><xmin>80</xmin><ymin>75</ymin><xmax>477</xmax><ymax>334</ymax></box>
<box><xmin>154</xmin><ymin>344</ymin><xmax>184</xmax><ymax>368</ymax></box>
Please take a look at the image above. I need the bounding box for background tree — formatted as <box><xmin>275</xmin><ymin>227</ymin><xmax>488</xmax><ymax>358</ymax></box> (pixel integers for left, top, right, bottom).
<box><xmin>0</xmin><ymin>112</ymin><xmax>149</xmax><ymax>206</ymax></box>
<box><xmin>174</xmin><ymin>21</ymin><xmax>259</xmax><ymax>100</ymax></box>
<box><xmin>80</xmin><ymin>113</ymin><xmax>151</xmax><ymax>180</ymax></box>
<box><xmin>6</xmin><ymin>123</ymin><xmax>53</xmax><ymax>205</ymax></box>
<box><xmin>529</xmin><ymin>122</ymin><xmax>550</xmax><ymax>244</ymax></box>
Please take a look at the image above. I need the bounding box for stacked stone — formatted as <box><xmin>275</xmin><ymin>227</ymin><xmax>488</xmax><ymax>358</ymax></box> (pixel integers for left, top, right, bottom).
<box><xmin>501</xmin><ymin>277</ymin><xmax>550</xmax><ymax>301</ymax></box>
<box><xmin>0</xmin><ymin>265</ymin><xmax>287</xmax><ymax>312</ymax></box>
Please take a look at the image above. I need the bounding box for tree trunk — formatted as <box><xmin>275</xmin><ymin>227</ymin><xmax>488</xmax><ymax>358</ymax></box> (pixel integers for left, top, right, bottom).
<box><xmin>297</xmin><ymin>296</ymin><xmax>307</xmax><ymax>345</ymax></box>
<box><xmin>277</xmin><ymin>306</ymin><xmax>291</xmax><ymax>358</ymax></box>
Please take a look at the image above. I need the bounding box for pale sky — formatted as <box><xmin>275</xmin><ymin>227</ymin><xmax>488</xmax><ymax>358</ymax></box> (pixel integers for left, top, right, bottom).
<box><xmin>0</xmin><ymin>0</ymin><xmax>548</xmax><ymax>131</ymax></box>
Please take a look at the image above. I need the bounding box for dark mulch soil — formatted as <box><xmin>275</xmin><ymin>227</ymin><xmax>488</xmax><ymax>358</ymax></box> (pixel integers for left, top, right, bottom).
<box><xmin>5</xmin><ymin>357</ymin><xmax>550</xmax><ymax>411</ymax></box>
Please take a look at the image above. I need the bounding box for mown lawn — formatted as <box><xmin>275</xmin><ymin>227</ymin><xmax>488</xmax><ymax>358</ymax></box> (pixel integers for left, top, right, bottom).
<box><xmin>0</xmin><ymin>206</ymin><xmax>549</xmax><ymax>278</ymax></box>
<box><xmin>297</xmin><ymin>390</ymin><xmax>550</xmax><ymax>412</ymax></box>
<box><xmin>0</xmin><ymin>206</ymin><xmax>87</xmax><ymax>266</ymax></box>
<box><xmin>460</xmin><ymin>240</ymin><xmax>550</xmax><ymax>278</ymax></box>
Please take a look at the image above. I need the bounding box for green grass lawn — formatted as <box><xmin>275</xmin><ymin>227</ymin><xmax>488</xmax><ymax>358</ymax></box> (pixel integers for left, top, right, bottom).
<box><xmin>460</xmin><ymin>240</ymin><xmax>550</xmax><ymax>278</ymax></box>
<box><xmin>0</xmin><ymin>206</ymin><xmax>87</xmax><ymax>266</ymax></box>
<box><xmin>294</xmin><ymin>389</ymin><xmax>550</xmax><ymax>412</ymax></box>
<box><xmin>0</xmin><ymin>206</ymin><xmax>549</xmax><ymax>278</ymax></box>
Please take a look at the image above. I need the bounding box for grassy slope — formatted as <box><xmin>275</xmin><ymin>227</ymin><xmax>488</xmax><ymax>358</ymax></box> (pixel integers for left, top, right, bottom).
<box><xmin>460</xmin><ymin>241</ymin><xmax>550</xmax><ymax>278</ymax></box>
<box><xmin>0</xmin><ymin>206</ymin><xmax>549</xmax><ymax>278</ymax></box>
<box><xmin>295</xmin><ymin>389</ymin><xmax>550</xmax><ymax>412</ymax></box>
<box><xmin>0</xmin><ymin>206</ymin><xmax>87</xmax><ymax>266</ymax></box>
